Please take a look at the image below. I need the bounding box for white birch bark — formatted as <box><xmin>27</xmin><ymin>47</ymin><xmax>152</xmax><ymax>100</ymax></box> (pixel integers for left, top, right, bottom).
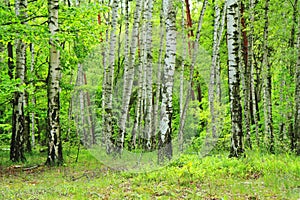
<box><xmin>152</xmin><ymin>2</ymin><xmax>165</xmax><ymax>148</ymax></box>
<box><xmin>208</xmin><ymin>2</ymin><xmax>221</xmax><ymax>140</ymax></box>
<box><xmin>46</xmin><ymin>0</ymin><xmax>63</xmax><ymax>165</ymax></box>
<box><xmin>132</xmin><ymin>33</ymin><xmax>145</xmax><ymax>149</ymax></box>
<box><xmin>178</xmin><ymin>0</ymin><xmax>187</xmax><ymax>152</ymax></box>
<box><xmin>207</xmin><ymin>1</ymin><xmax>226</xmax><ymax>145</ymax></box>
<box><xmin>77</xmin><ymin>63</ymin><xmax>88</xmax><ymax>146</ymax></box>
<box><xmin>118</xmin><ymin>0</ymin><xmax>143</xmax><ymax>152</ymax></box>
<box><xmin>249</xmin><ymin>0</ymin><xmax>260</xmax><ymax>146</ymax></box>
<box><xmin>214</xmin><ymin>3</ymin><xmax>227</xmax><ymax>103</ymax></box>
<box><xmin>139</xmin><ymin>3</ymin><xmax>147</xmax><ymax>149</ymax></box>
<box><xmin>102</xmin><ymin>0</ymin><xmax>118</xmax><ymax>154</ymax></box>
<box><xmin>101</xmin><ymin>11</ymin><xmax>109</xmax><ymax>144</ymax></box>
<box><xmin>10</xmin><ymin>0</ymin><xmax>27</xmax><ymax>162</ymax></box>
<box><xmin>262</xmin><ymin>0</ymin><xmax>274</xmax><ymax>153</ymax></box>
<box><xmin>158</xmin><ymin>0</ymin><xmax>176</xmax><ymax>162</ymax></box>
<box><xmin>227</xmin><ymin>0</ymin><xmax>244</xmax><ymax>157</ymax></box>
<box><xmin>30</xmin><ymin>43</ymin><xmax>35</xmax><ymax>148</ymax></box>
<box><xmin>144</xmin><ymin>0</ymin><xmax>154</xmax><ymax>149</ymax></box>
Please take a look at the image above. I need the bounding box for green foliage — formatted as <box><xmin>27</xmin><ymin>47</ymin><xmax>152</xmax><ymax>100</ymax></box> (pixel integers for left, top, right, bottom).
<box><xmin>0</xmin><ymin>150</ymin><xmax>299</xmax><ymax>199</ymax></box>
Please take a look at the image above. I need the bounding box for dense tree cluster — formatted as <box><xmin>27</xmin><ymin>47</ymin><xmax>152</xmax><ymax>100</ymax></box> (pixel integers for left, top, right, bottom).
<box><xmin>0</xmin><ymin>0</ymin><xmax>299</xmax><ymax>165</ymax></box>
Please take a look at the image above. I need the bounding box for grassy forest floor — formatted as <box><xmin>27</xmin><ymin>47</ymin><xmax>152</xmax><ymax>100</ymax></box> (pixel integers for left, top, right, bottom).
<box><xmin>0</xmin><ymin>146</ymin><xmax>299</xmax><ymax>199</ymax></box>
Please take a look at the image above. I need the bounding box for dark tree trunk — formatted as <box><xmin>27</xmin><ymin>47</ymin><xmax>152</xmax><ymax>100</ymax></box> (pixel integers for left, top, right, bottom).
<box><xmin>7</xmin><ymin>42</ymin><xmax>14</xmax><ymax>80</ymax></box>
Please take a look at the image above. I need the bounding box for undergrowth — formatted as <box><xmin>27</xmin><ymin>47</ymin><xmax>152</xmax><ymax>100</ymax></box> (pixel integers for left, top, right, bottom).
<box><xmin>0</xmin><ymin>147</ymin><xmax>299</xmax><ymax>199</ymax></box>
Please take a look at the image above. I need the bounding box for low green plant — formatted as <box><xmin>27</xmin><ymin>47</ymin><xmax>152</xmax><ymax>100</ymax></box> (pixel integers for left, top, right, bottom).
<box><xmin>0</xmin><ymin>148</ymin><xmax>299</xmax><ymax>199</ymax></box>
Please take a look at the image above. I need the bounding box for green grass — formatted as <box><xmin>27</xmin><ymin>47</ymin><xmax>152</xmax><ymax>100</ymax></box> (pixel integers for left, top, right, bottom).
<box><xmin>0</xmin><ymin>147</ymin><xmax>299</xmax><ymax>199</ymax></box>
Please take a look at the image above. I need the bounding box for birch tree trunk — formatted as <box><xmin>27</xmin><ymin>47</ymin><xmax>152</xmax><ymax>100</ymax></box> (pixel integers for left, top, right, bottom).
<box><xmin>227</xmin><ymin>0</ymin><xmax>244</xmax><ymax>158</ymax></box>
<box><xmin>10</xmin><ymin>0</ymin><xmax>27</xmax><ymax>162</ymax></box>
<box><xmin>46</xmin><ymin>0</ymin><xmax>63</xmax><ymax>165</ymax></box>
<box><xmin>152</xmin><ymin>2</ymin><xmax>165</xmax><ymax>149</ymax></box>
<box><xmin>101</xmin><ymin>10</ymin><xmax>109</xmax><ymax>146</ymax></box>
<box><xmin>294</xmin><ymin>15</ymin><xmax>300</xmax><ymax>155</ymax></box>
<box><xmin>24</xmin><ymin>86</ymin><xmax>31</xmax><ymax>152</ymax></box>
<box><xmin>118</xmin><ymin>0</ymin><xmax>142</xmax><ymax>153</ymax></box>
<box><xmin>178</xmin><ymin>0</ymin><xmax>187</xmax><ymax>152</ymax></box>
<box><xmin>249</xmin><ymin>0</ymin><xmax>260</xmax><ymax>146</ymax></box>
<box><xmin>83</xmin><ymin>73</ymin><xmax>95</xmax><ymax>145</ymax></box>
<box><xmin>144</xmin><ymin>0</ymin><xmax>154</xmax><ymax>149</ymax></box>
<box><xmin>102</xmin><ymin>0</ymin><xmax>118</xmax><ymax>154</ymax></box>
<box><xmin>288</xmin><ymin>0</ymin><xmax>298</xmax><ymax>151</ymax></box>
<box><xmin>208</xmin><ymin>1</ymin><xmax>221</xmax><ymax>140</ymax></box>
<box><xmin>132</xmin><ymin>38</ymin><xmax>144</xmax><ymax>149</ymax></box>
<box><xmin>158</xmin><ymin>0</ymin><xmax>176</xmax><ymax>163</ymax></box>
<box><xmin>262</xmin><ymin>0</ymin><xmax>274</xmax><ymax>153</ymax></box>
<box><xmin>240</xmin><ymin>2</ymin><xmax>252</xmax><ymax>149</ymax></box>
<box><xmin>77</xmin><ymin>63</ymin><xmax>88</xmax><ymax>146</ymax></box>
<box><xmin>30</xmin><ymin>43</ymin><xmax>35</xmax><ymax>149</ymax></box>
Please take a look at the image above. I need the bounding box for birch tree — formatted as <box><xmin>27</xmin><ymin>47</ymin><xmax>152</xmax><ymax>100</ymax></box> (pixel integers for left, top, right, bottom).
<box><xmin>294</xmin><ymin>15</ymin><xmax>300</xmax><ymax>155</ymax></box>
<box><xmin>158</xmin><ymin>0</ymin><xmax>176</xmax><ymax>163</ymax></box>
<box><xmin>249</xmin><ymin>0</ymin><xmax>260</xmax><ymax>146</ymax></box>
<box><xmin>287</xmin><ymin>0</ymin><xmax>298</xmax><ymax>150</ymax></box>
<box><xmin>144</xmin><ymin>0</ymin><xmax>154</xmax><ymax>150</ymax></box>
<box><xmin>46</xmin><ymin>0</ymin><xmax>63</xmax><ymax>165</ymax></box>
<box><xmin>76</xmin><ymin>63</ymin><xmax>89</xmax><ymax>146</ymax></box>
<box><xmin>102</xmin><ymin>0</ymin><xmax>118</xmax><ymax>154</ymax></box>
<box><xmin>262</xmin><ymin>0</ymin><xmax>274</xmax><ymax>153</ymax></box>
<box><xmin>178</xmin><ymin>0</ymin><xmax>187</xmax><ymax>152</ymax></box>
<box><xmin>208</xmin><ymin>1</ymin><xmax>226</xmax><ymax>140</ymax></box>
<box><xmin>118</xmin><ymin>0</ymin><xmax>143</xmax><ymax>152</ymax></box>
<box><xmin>10</xmin><ymin>0</ymin><xmax>27</xmax><ymax>162</ymax></box>
<box><xmin>240</xmin><ymin>2</ymin><xmax>251</xmax><ymax>149</ymax></box>
<box><xmin>30</xmin><ymin>43</ymin><xmax>36</xmax><ymax>149</ymax></box>
<box><xmin>227</xmin><ymin>0</ymin><xmax>244</xmax><ymax>158</ymax></box>
<box><xmin>152</xmin><ymin>2</ymin><xmax>165</xmax><ymax>149</ymax></box>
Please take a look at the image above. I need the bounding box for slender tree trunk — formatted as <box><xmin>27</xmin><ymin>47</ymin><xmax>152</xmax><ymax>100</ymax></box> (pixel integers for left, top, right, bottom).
<box><xmin>83</xmin><ymin>73</ymin><xmax>95</xmax><ymax>145</ymax></box>
<box><xmin>102</xmin><ymin>0</ymin><xmax>118</xmax><ymax>154</ymax></box>
<box><xmin>115</xmin><ymin>1</ymin><xmax>124</xmax><ymax>86</ymax></box>
<box><xmin>152</xmin><ymin>2</ymin><xmax>165</xmax><ymax>149</ymax></box>
<box><xmin>46</xmin><ymin>0</ymin><xmax>63</xmax><ymax>165</ymax></box>
<box><xmin>10</xmin><ymin>0</ymin><xmax>27</xmax><ymax>162</ymax></box>
<box><xmin>240</xmin><ymin>2</ymin><xmax>252</xmax><ymax>149</ymax></box>
<box><xmin>24</xmin><ymin>90</ymin><xmax>31</xmax><ymax>152</ymax></box>
<box><xmin>30</xmin><ymin>43</ymin><xmax>35</xmax><ymax>149</ymax></box>
<box><xmin>294</xmin><ymin>14</ymin><xmax>300</xmax><ymax>155</ymax></box>
<box><xmin>118</xmin><ymin>0</ymin><xmax>143</xmax><ymax>153</ymax></box>
<box><xmin>101</xmin><ymin>11</ymin><xmax>109</xmax><ymax>146</ymax></box>
<box><xmin>185</xmin><ymin>0</ymin><xmax>194</xmax><ymax>56</ymax></box>
<box><xmin>249</xmin><ymin>0</ymin><xmax>260</xmax><ymax>146</ymax></box>
<box><xmin>158</xmin><ymin>0</ymin><xmax>176</xmax><ymax>163</ymax></box>
<box><xmin>144</xmin><ymin>0</ymin><xmax>154</xmax><ymax>150</ymax></box>
<box><xmin>77</xmin><ymin>63</ymin><xmax>88</xmax><ymax>146</ymax></box>
<box><xmin>208</xmin><ymin>1</ymin><xmax>221</xmax><ymax>140</ymax></box>
<box><xmin>179</xmin><ymin>0</ymin><xmax>187</xmax><ymax>152</ymax></box>
<box><xmin>289</xmin><ymin>0</ymin><xmax>298</xmax><ymax>48</ymax></box>
<box><xmin>7</xmin><ymin>0</ymin><xmax>14</xmax><ymax>79</ymax></box>
<box><xmin>227</xmin><ymin>0</ymin><xmax>244</xmax><ymax>158</ymax></box>
<box><xmin>262</xmin><ymin>0</ymin><xmax>274</xmax><ymax>153</ymax></box>
<box><xmin>289</xmin><ymin>0</ymin><xmax>298</xmax><ymax>151</ymax></box>
<box><xmin>132</xmin><ymin>32</ymin><xmax>145</xmax><ymax>149</ymax></box>
<box><xmin>7</xmin><ymin>42</ymin><xmax>14</xmax><ymax>80</ymax></box>
<box><xmin>178</xmin><ymin>0</ymin><xmax>208</xmax><ymax>150</ymax></box>
<box><xmin>184</xmin><ymin>0</ymin><xmax>196</xmax><ymax>101</ymax></box>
